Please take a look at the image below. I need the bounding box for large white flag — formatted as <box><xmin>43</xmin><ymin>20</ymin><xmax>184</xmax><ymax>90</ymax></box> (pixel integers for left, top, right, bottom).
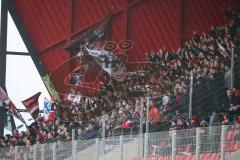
<box><xmin>85</xmin><ymin>47</ymin><xmax>127</xmax><ymax>81</ymax></box>
<box><xmin>85</xmin><ymin>47</ymin><xmax>112</xmax><ymax>75</ymax></box>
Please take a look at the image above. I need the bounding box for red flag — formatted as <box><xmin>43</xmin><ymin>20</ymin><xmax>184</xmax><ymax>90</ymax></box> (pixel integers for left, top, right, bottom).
<box><xmin>33</xmin><ymin>126</ymin><xmax>43</xmax><ymax>139</ymax></box>
<box><xmin>22</xmin><ymin>92</ymin><xmax>41</xmax><ymax>120</ymax></box>
<box><xmin>47</xmin><ymin>111</ymin><xmax>55</xmax><ymax>121</ymax></box>
<box><xmin>64</xmin><ymin>12</ymin><xmax>127</xmax><ymax>89</ymax></box>
<box><xmin>117</xmin><ymin>120</ymin><xmax>134</xmax><ymax>129</ymax></box>
<box><xmin>51</xmin><ymin>95</ymin><xmax>55</xmax><ymax>102</ymax></box>
<box><xmin>64</xmin><ymin>12</ymin><xmax>114</xmax><ymax>88</ymax></box>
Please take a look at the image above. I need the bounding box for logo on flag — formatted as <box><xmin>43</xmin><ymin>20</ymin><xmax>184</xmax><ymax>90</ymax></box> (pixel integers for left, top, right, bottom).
<box><xmin>43</xmin><ymin>98</ymin><xmax>55</xmax><ymax>122</ymax></box>
<box><xmin>85</xmin><ymin>47</ymin><xmax>127</xmax><ymax>81</ymax></box>
<box><xmin>44</xmin><ymin>98</ymin><xmax>51</xmax><ymax>119</ymax></box>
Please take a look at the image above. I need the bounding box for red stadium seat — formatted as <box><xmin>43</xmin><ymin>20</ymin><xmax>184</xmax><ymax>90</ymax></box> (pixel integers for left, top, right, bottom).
<box><xmin>216</xmin><ymin>153</ymin><xmax>221</xmax><ymax>160</ymax></box>
<box><xmin>157</xmin><ymin>156</ymin><xmax>161</xmax><ymax>160</ymax></box>
<box><xmin>200</xmin><ymin>154</ymin><xmax>205</xmax><ymax>160</ymax></box>
<box><xmin>163</xmin><ymin>156</ymin><xmax>168</xmax><ymax>160</ymax></box>
<box><xmin>235</xmin><ymin>141</ymin><xmax>240</xmax><ymax>150</ymax></box>
<box><xmin>191</xmin><ymin>154</ymin><xmax>196</xmax><ymax>160</ymax></box>
<box><xmin>210</xmin><ymin>153</ymin><xmax>217</xmax><ymax>160</ymax></box>
<box><xmin>180</xmin><ymin>155</ymin><xmax>187</xmax><ymax>160</ymax></box>
<box><xmin>163</xmin><ymin>156</ymin><xmax>171</xmax><ymax>160</ymax></box>
<box><xmin>150</xmin><ymin>156</ymin><xmax>158</xmax><ymax>160</ymax></box>
<box><xmin>154</xmin><ymin>156</ymin><xmax>158</xmax><ymax>160</ymax></box>
<box><xmin>157</xmin><ymin>156</ymin><xmax>164</xmax><ymax>160</ymax></box>
<box><xmin>176</xmin><ymin>155</ymin><xmax>181</xmax><ymax>160</ymax></box>
<box><xmin>204</xmin><ymin>153</ymin><xmax>210</xmax><ymax>160</ymax></box>
<box><xmin>226</xmin><ymin>130</ymin><xmax>235</xmax><ymax>152</ymax></box>
<box><xmin>185</xmin><ymin>155</ymin><xmax>192</xmax><ymax>160</ymax></box>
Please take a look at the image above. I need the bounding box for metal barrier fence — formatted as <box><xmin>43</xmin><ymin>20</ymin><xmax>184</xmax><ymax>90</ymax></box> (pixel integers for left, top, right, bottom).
<box><xmin>0</xmin><ymin>124</ymin><xmax>240</xmax><ymax>160</ymax></box>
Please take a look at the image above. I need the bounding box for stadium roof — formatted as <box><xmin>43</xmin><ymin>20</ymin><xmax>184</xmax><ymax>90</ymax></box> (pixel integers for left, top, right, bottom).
<box><xmin>8</xmin><ymin>0</ymin><xmax>234</xmax><ymax>97</ymax></box>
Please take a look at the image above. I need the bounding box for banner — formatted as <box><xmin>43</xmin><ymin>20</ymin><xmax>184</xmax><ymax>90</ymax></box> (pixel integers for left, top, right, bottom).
<box><xmin>85</xmin><ymin>47</ymin><xmax>127</xmax><ymax>81</ymax></box>
<box><xmin>64</xmin><ymin>12</ymin><xmax>112</xmax><ymax>54</ymax></box>
<box><xmin>64</xmin><ymin>12</ymin><xmax>127</xmax><ymax>82</ymax></box>
<box><xmin>42</xmin><ymin>74</ymin><xmax>59</xmax><ymax>100</ymax></box>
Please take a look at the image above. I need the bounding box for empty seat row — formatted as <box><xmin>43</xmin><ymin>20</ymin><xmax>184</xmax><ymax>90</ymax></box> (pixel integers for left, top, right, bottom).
<box><xmin>133</xmin><ymin>153</ymin><xmax>221</xmax><ymax>160</ymax></box>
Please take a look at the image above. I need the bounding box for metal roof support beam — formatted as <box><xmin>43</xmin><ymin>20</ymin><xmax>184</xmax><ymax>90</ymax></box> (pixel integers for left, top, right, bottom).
<box><xmin>0</xmin><ymin>0</ymin><xmax>8</xmax><ymax>89</ymax></box>
<box><xmin>0</xmin><ymin>0</ymin><xmax>8</xmax><ymax>136</ymax></box>
<box><xmin>7</xmin><ymin>51</ymin><xmax>30</xmax><ymax>56</ymax></box>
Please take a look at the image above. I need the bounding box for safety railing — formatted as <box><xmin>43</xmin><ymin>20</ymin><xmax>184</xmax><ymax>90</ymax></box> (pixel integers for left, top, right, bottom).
<box><xmin>0</xmin><ymin>124</ymin><xmax>240</xmax><ymax>160</ymax></box>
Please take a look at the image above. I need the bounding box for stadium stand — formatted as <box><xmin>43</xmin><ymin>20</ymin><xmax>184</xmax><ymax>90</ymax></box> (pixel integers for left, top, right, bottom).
<box><xmin>1</xmin><ymin>19</ymin><xmax>240</xmax><ymax>159</ymax></box>
<box><xmin>1</xmin><ymin>0</ymin><xmax>240</xmax><ymax>160</ymax></box>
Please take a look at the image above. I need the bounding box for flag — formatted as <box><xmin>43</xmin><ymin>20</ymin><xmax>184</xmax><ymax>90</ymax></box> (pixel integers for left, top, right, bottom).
<box><xmin>64</xmin><ymin>12</ymin><xmax>127</xmax><ymax>81</ymax></box>
<box><xmin>85</xmin><ymin>47</ymin><xmax>127</xmax><ymax>81</ymax></box>
<box><xmin>22</xmin><ymin>92</ymin><xmax>41</xmax><ymax>120</ymax></box>
<box><xmin>47</xmin><ymin>110</ymin><xmax>55</xmax><ymax>122</ymax></box>
<box><xmin>8</xmin><ymin>102</ymin><xmax>26</xmax><ymax>124</ymax></box>
<box><xmin>117</xmin><ymin>120</ymin><xmax>134</xmax><ymax>129</ymax></box>
<box><xmin>16</xmin><ymin>124</ymin><xmax>24</xmax><ymax>130</ymax></box>
<box><xmin>42</xmin><ymin>75</ymin><xmax>59</xmax><ymax>100</ymax></box>
<box><xmin>13</xmin><ymin>115</ymin><xmax>26</xmax><ymax>130</ymax></box>
<box><xmin>0</xmin><ymin>87</ymin><xmax>7</xmax><ymax>99</ymax></box>
<box><xmin>0</xmin><ymin>86</ymin><xmax>11</xmax><ymax>105</ymax></box>
<box><xmin>64</xmin><ymin>12</ymin><xmax>112</xmax><ymax>54</ymax></box>
<box><xmin>0</xmin><ymin>86</ymin><xmax>25</xmax><ymax>124</ymax></box>
<box><xmin>43</xmin><ymin>98</ymin><xmax>55</xmax><ymax>122</ymax></box>
<box><xmin>33</xmin><ymin>126</ymin><xmax>43</xmax><ymax>139</ymax></box>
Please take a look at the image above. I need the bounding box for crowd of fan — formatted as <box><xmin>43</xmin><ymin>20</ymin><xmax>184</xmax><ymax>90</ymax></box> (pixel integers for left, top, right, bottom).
<box><xmin>1</xmin><ymin>19</ymin><xmax>240</xmax><ymax>152</ymax></box>
<box><xmin>66</xmin><ymin>20</ymin><xmax>240</xmax><ymax>138</ymax></box>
